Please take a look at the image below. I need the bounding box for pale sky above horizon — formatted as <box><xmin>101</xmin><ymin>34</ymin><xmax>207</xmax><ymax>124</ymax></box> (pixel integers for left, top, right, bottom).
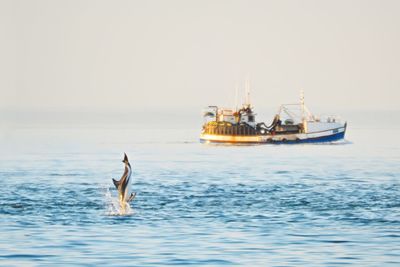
<box><xmin>1</xmin><ymin>0</ymin><xmax>399</xmax><ymax>113</ymax></box>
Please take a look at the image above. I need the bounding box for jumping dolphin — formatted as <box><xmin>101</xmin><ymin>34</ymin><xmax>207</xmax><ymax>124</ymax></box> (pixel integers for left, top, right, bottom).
<box><xmin>112</xmin><ymin>153</ymin><xmax>136</xmax><ymax>206</ymax></box>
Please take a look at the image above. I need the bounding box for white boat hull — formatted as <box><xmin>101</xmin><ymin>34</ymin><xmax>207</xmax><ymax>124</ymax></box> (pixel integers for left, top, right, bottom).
<box><xmin>200</xmin><ymin>123</ymin><xmax>347</xmax><ymax>144</ymax></box>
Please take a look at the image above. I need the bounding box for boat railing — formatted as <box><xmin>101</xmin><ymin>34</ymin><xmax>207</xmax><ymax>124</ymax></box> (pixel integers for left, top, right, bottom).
<box><xmin>315</xmin><ymin>115</ymin><xmax>341</xmax><ymax>123</ymax></box>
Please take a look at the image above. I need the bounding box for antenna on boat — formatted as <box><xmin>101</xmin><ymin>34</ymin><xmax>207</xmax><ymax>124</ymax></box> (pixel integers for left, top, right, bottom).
<box><xmin>235</xmin><ymin>82</ymin><xmax>239</xmax><ymax>111</ymax></box>
<box><xmin>245</xmin><ymin>78</ymin><xmax>251</xmax><ymax>107</ymax></box>
<box><xmin>300</xmin><ymin>89</ymin><xmax>310</xmax><ymax>133</ymax></box>
<box><xmin>300</xmin><ymin>89</ymin><xmax>305</xmax><ymax>120</ymax></box>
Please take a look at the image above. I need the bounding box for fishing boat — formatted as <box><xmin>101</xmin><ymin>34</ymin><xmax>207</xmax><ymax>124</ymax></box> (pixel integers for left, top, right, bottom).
<box><xmin>200</xmin><ymin>89</ymin><xmax>347</xmax><ymax>144</ymax></box>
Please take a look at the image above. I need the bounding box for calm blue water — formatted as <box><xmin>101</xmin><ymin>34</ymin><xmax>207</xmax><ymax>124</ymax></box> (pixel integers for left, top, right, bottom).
<box><xmin>0</xmin><ymin>111</ymin><xmax>399</xmax><ymax>266</ymax></box>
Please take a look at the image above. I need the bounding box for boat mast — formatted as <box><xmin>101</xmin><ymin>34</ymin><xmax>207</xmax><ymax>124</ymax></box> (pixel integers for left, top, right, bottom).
<box><xmin>245</xmin><ymin>79</ymin><xmax>251</xmax><ymax>107</ymax></box>
<box><xmin>300</xmin><ymin>89</ymin><xmax>308</xmax><ymax>133</ymax></box>
<box><xmin>235</xmin><ymin>83</ymin><xmax>239</xmax><ymax>111</ymax></box>
<box><xmin>300</xmin><ymin>89</ymin><xmax>305</xmax><ymax>120</ymax></box>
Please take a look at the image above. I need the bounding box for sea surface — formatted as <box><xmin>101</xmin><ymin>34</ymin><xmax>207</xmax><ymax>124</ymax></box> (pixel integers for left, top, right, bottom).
<box><xmin>0</xmin><ymin>110</ymin><xmax>399</xmax><ymax>266</ymax></box>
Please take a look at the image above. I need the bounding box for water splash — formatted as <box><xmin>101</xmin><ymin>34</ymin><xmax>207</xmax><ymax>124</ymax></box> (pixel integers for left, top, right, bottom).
<box><xmin>104</xmin><ymin>186</ymin><xmax>133</xmax><ymax>216</ymax></box>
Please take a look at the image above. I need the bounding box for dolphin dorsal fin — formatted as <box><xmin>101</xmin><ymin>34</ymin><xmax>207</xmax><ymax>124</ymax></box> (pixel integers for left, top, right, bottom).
<box><xmin>112</xmin><ymin>178</ymin><xmax>121</xmax><ymax>189</ymax></box>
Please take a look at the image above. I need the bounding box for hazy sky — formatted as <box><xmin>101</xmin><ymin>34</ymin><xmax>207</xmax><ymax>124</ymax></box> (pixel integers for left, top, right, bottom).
<box><xmin>1</xmin><ymin>0</ymin><xmax>399</xmax><ymax>112</ymax></box>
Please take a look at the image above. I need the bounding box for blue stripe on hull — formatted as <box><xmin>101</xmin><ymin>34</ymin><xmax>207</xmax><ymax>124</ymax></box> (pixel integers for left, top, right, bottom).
<box><xmin>200</xmin><ymin>131</ymin><xmax>346</xmax><ymax>144</ymax></box>
<box><xmin>272</xmin><ymin>131</ymin><xmax>345</xmax><ymax>144</ymax></box>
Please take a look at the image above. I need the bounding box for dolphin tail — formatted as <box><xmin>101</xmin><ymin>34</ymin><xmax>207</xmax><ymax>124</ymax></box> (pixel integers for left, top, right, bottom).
<box><xmin>127</xmin><ymin>192</ymin><xmax>136</xmax><ymax>202</ymax></box>
<box><xmin>112</xmin><ymin>178</ymin><xmax>121</xmax><ymax>189</ymax></box>
<box><xmin>122</xmin><ymin>153</ymin><xmax>129</xmax><ymax>163</ymax></box>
